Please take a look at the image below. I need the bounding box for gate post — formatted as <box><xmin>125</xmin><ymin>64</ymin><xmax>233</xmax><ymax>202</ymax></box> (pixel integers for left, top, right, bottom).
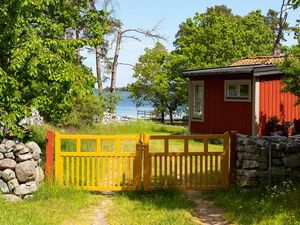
<box><xmin>143</xmin><ymin>134</ymin><xmax>151</xmax><ymax>191</ymax></box>
<box><xmin>221</xmin><ymin>132</ymin><xmax>230</xmax><ymax>189</ymax></box>
<box><xmin>45</xmin><ymin>130</ymin><xmax>55</xmax><ymax>183</ymax></box>
<box><xmin>230</xmin><ymin>131</ymin><xmax>237</xmax><ymax>184</ymax></box>
<box><xmin>54</xmin><ymin>132</ymin><xmax>63</xmax><ymax>185</ymax></box>
<box><xmin>133</xmin><ymin>134</ymin><xmax>142</xmax><ymax>190</ymax></box>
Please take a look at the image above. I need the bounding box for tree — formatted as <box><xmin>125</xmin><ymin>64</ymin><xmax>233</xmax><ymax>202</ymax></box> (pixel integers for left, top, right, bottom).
<box><xmin>276</xmin><ymin>0</ymin><xmax>300</xmax><ymax>103</ymax></box>
<box><xmin>270</xmin><ymin>0</ymin><xmax>293</xmax><ymax>54</ymax></box>
<box><xmin>174</xmin><ymin>5</ymin><xmax>274</xmax><ymax>69</ymax></box>
<box><xmin>0</xmin><ymin>0</ymin><xmax>105</xmax><ymax>136</ymax></box>
<box><xmin>128</xmin><ymin>42</ymin><xmax>187</xmax><ymax>123</ymax></box>
<box><xmin>279</xmin><ymin>28</ymin><xmax>300</xmax><ymax>104</ymax></box>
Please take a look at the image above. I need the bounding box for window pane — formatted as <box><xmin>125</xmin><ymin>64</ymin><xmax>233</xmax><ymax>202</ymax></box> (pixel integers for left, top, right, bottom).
<box><xmin>228</xmin><ymin>84</ymin><xmax>238</xmax><ymax>97</ymax></box>
<box><xmin>240</xmin><ymin>84</ymin><xmax>249</xmax><ymax>97</ymax></box>
<box><xmin>193</xmin><ymin>83</ymin><xmax>204</xmax><ymax>119</ymax></box>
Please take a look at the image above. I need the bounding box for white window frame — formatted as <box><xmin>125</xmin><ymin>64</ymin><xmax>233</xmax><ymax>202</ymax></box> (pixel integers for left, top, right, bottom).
<box><xmin>190</xmin><ymin>80</ymin><xmax>204</xmax><ymax>122</ymax></box>
<box><xmin>224</xmin><ymin>80</ymin><xmax>251</xmax><ymax>102</ymax></box>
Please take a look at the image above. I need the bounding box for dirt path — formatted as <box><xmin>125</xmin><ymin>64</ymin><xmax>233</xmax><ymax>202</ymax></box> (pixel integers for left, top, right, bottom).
<box><xmin>185</xmin><ymin>190</ymin><xmax>229</xmax><ymax>225</ymax></box>
<box><xmin>62</xmin><ymin>198</ymin><xmax>112</xmax><ymax>225</ymax></box>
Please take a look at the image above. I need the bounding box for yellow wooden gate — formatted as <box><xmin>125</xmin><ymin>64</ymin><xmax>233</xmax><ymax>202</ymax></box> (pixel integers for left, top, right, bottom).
<box><xmin>54</xmin><ymin>133</ymin><xmax>142</xmax><ymax>191</ymax></box>
<box><xmin>54</xmin><ymin>132</ymin><xmax>230</xmax><ymax>191</ymax></box>
<box><xmin>143</xmin><ymin>132</ymin><xmax>230</xmax><ymax>190</ymax></box>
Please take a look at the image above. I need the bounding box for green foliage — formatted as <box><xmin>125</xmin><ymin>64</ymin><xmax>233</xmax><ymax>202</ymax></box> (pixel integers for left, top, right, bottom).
<box><xmin>174</xmin><ymin>5</ymin><xmax>274</xmax><ymax>69</ymax></box>
<box><xmin>278</xmin><ymin>45</ymin><xmax>300</xmax><ymax>104</ymax></box>
<box><xmin>58</xmin><ymin>95</ymin><xmax>103</xmax><ymax>128</ymax></box>
<box><xmin>128</xmin><ymin>42</ymin><xmax>187</xmax><ymax>121</ymax></box>
<box><xmin>0</xmin><ymin>0</ymin><xmax>107</xmax><ymax>137</ymax></box>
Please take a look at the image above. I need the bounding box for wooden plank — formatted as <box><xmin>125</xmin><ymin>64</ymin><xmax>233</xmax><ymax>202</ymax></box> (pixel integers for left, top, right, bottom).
<box><xmin>169</xmin><ymin>156</ymin><xmax>173</xmax><ymax>185</ymax></box>
<box><xmin>154</xmin><ymin>156</ymin><xmax>157</xmax><ymax>185</ymax></box>
<box><xmin>81</xmin><ymin>157</ymin><xmax>85</xmax><ymax>186</ymax></box>
<box><xmin>122</xmin><ymin>157</ymin><xmax>126</xmax><ymax>188</ymax></box>
<box><xmin>60</xmin><ymin>134</ymin><xmax>138</xmax><ymax>140</ymax></box>
<box><xmin>97</xmin><ymin>157</ymin><xmax>100</xmax><ymax>188</ymax></box>
<box><xmin>189</xmin><ymin>156</ymin><xmax>193</xmax><ymax>186</ymax></box>
<box><xmin>92</xmin><ymin>157</ymin><xmax>95</xmax><ymax>187</ymax></box>
<box><xmin>185</xmin><ymin>156</ymin><xmax>188</xmax><ymax>186</ymax></box>
<box><xmin>66</xmin><ymin>157</ymin><xmax>69</xmax><ymax>186</ymax></box>
<box><xmin>127</xmin><ymin>157</ymin><xmax>131</xmax><ymax>188</ymax></box>
<box><xmin>112</xmin><ymin>157</ymin><xmax>115</xmax><ymax>187</ymax></box>
<box><xmin>54</xmin><ymin>132</ymin><xmax>62</xmax><ymax>184</ymax></box>
<box><xmin>200</xmin><ymin>156</ymin><xmax>203</xmax><ymax>185</ymax></box>
<box><xmin>60</xmin><ymin>152</ymin><xmax>136</xmax><ymax>157</ymax></box>
<box><xmin>148</xmin><ymin>152</ymin><xmax>223</xmax><ymax>157</ymax></box>
<box><xmin>174</xmin><ymin>156</ymin><xmax>177</xmax><ymax>186</ymax></box>
<box><xmin>143</xmin><ymin>134</ymin><xmax>151</xmax><ymax>191</ymax></box>
<box><xmin>87</xmin><ymin>157</ymin><xmax>90</xmax><ymax>187</ymax></box>
<box><xmin>195</xmin><ymin>156</ymin><xmax>198</xmax><ymax>186</ymax></box>
<box><xmin>76</xmin><ymin>157</ymin><xmax>80</xmax><ymax>187</ymax></box>
<box><xmin>71</xmin><ymin>157</ymin><xmax>75</xmax><ymax>185</ymax></box>
<box><xmin>45</xmin><ymin>130</ymin><xmax>55</xmax><ymax>182</ymax></box>
<box><xmin>210</xmin><ymin>155</ymin><xmax>213</xmax><ymax>188</ymax></box>
<box><xmin>117</xmin><ymin>157</ymin><xmax>121</xmax><ymax>188</ymax></box>
<box><xmin>159</xmin><ymin>156</ymin><xmax>163</xmax><ymax>185</ymax></box>
<box><xmin>101</xmin><ymin>157</ymin><xmax>105</xmax><ymax>187</ymax></box>
<box><xmin>205</xmin><ymin>155</ymin><xmax>208</xmax><ymax>188</ymax></box>
<box><xmin>149</xmin><ymin>134</ymin><xmax>226</xmax><ymax>140</ymax></box>
<box><xmin>179</xmin><ymin>156</ymin><xmax>183</xmax><ymax>186</ymax></box>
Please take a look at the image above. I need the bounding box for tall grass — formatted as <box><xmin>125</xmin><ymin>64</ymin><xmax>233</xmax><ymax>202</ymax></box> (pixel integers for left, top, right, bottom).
<box><xmin>201</xmin><ymin>182</ymin><xmax>300</xmax><ymax>225</ymax></box>
<box><xmin>30</xmin><ymin>120</ymin><xmax>188</xmax><ymax>153</ymax></box>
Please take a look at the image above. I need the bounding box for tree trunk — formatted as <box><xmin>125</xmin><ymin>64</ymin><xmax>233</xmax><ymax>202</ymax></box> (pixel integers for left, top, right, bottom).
<box><xmin>95</xmin><ymin>45</ymin><xmax>102</xmax><ymax>96</ymax></box>
<box><xmin>272</xmin><ymin>0</ymin><xmax>291</xmax><ymax>54</ymax></box>
<box><xmin>161</xmin><ymin>111</ymin><xmax>165</xmax><ymax>124</ymax></box>
<box><xmin>110</xmin><ymin>30</ymin><xmax>122</xmax><ymax>94</ymax></box>
<box><xmin>169</xmin><ymin>111</ymin><xmax>173</xmax><ymax>124</ymax></box>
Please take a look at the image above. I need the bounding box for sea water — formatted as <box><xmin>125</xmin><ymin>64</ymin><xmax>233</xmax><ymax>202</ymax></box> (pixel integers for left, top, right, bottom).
<box><xmin>116</xmin><ymin>91</ymin><xmax>153</xmax><ymax>118</ymax></box>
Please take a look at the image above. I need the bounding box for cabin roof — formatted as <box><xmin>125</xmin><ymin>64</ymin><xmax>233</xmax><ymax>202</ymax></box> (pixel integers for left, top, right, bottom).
<box><xmin>183</xmin><ymin>55</ymin><xmax>285</xmax><ymax>78</ymax></box>
<box><xmin>231</xmin><ymin>55</ymin><xmax>285</xmax><ymax>66</ymax></box>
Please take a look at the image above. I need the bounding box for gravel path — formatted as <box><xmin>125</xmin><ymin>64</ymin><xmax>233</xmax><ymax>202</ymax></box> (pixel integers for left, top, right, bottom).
<box><xmin>185</xmin><ymin>190</ymin><xmax>229</xmax><ymax>225</ymax></box>
<box><xmin>62</xmin><ymin>198</ymin><xmax>112</xmax><ymax>225</ymax></box>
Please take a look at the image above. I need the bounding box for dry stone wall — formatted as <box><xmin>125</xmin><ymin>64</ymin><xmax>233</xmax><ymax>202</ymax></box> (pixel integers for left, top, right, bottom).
<box><xmin>236</xmin><ymin>134</ymin><xmax>300</xmax><ymax>188</ymax></box>
<box><xmin>0</xmin><ymin>140</ymin><xmax>44</xmax><ymax>201</ymax></box>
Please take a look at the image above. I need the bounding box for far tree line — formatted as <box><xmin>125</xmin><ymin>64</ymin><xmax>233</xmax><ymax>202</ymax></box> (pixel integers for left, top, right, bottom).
<box><xmin>1</xmin><ymin>0</ymin><xmax>300</xmax><ymax>137</ymax></box>
<box><xmin>129</xmin><ymin>2</ymin><xmax>300</xmax><ymax>123</ymax></box>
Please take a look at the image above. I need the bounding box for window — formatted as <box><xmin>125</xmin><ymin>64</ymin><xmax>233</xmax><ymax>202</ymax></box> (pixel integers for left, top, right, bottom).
<box><xmin>225</xmin><ymin>80</ymin><xmax>251</xmax><ymax>102</ymax></box>
<box><xmin>191</xmin><ymin>81</ymin><xmax>204</xmax><ymax>121</ymax></box>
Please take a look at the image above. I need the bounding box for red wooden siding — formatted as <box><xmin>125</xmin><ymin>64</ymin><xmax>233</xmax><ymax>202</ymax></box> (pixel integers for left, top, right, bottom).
<box><xmin>190</xmin><ymin>76</ymin><xmax>252</xmax><ymax>135</ymax></box>
<box><xmin>259</xmin><ymin>75</ymin><xmax>300</xmax><ymax>135</ymax></box>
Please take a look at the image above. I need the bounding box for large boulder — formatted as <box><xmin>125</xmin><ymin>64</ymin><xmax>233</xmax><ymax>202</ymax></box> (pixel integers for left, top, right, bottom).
<box><xmin>283</xmin><ymin>153</ymin><xmax>300</xmax><ymax>168</ymax></box>
<box><xmin>1</xmin><ymin>169</ymin><xmax>16</xmax><ymax>182</ymax></box>
<box><xmin>14</xmin><ymin>182</ymin><xmax>37</xmax><ymax>196</ymax></box>
<box><xmin>0</xmin><ymin>159</ymin><xmax>17</xmax><ymax>170</ymax></box>
<box><xmin>26</xmin><ymin>142</ymin><xmax>42</xmax><ymax>160</ymax></box>
<box><xmin>15</xmin><ymin>161</ymin><xmax>36</xmax><ymax>183</ymax></box>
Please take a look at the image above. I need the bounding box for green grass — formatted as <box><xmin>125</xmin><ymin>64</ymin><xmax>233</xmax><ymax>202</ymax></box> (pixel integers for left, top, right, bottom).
<box><xmin>107</xmin><ymin>190</ymin><xmax>197</xmax><ymax>225</ymax></box>
<box><xmin>201</xmin><ymin>183</ymin><xmax>300</xmax><ymax>225</ymax></box>
<box><xmin>0</xmin><ymin>184</ymin><xmax>102</xmax><ymax>225</ymax></box>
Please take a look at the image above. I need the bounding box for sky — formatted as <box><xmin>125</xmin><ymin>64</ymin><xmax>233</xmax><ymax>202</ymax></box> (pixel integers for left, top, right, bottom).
<box><xmin>83</xmin><ymin>0</ymin><xmax>300</xmax><ymax>88</ymax></box>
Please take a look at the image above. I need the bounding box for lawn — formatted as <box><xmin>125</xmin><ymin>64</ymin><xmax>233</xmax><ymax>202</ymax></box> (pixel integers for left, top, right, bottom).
<box><xmin>201</xmin><ymin>182</ymin><xmax>300</xmax><ymax>225</ymax></box>
<box><xmin>0</xmin><ymin>185</ymin><xmax>102</xmax><ymax>225</ymax></box>
<box><xmin>107</xmin><ymin>190</ymin><xmax>197</xmax><ymax>225</ymax></box>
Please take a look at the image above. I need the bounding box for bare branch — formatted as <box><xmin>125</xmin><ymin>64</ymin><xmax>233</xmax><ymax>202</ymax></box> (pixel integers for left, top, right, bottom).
<box><xmin>122</xmin><ymin>35</ymin><xmax>141</xmax><ymax>41</ymax></box>
<box><xmin>118</xmin><ymin>62</ymin><xmax>135</xmax><ymax>67</ymax></box>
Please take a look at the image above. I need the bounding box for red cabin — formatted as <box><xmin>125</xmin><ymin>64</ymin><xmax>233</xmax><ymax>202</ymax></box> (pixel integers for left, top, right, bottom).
<box><xmin>183</xmin><ymin>55</ymin><xmax>300</xmax><ymax>136</ymax></box>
